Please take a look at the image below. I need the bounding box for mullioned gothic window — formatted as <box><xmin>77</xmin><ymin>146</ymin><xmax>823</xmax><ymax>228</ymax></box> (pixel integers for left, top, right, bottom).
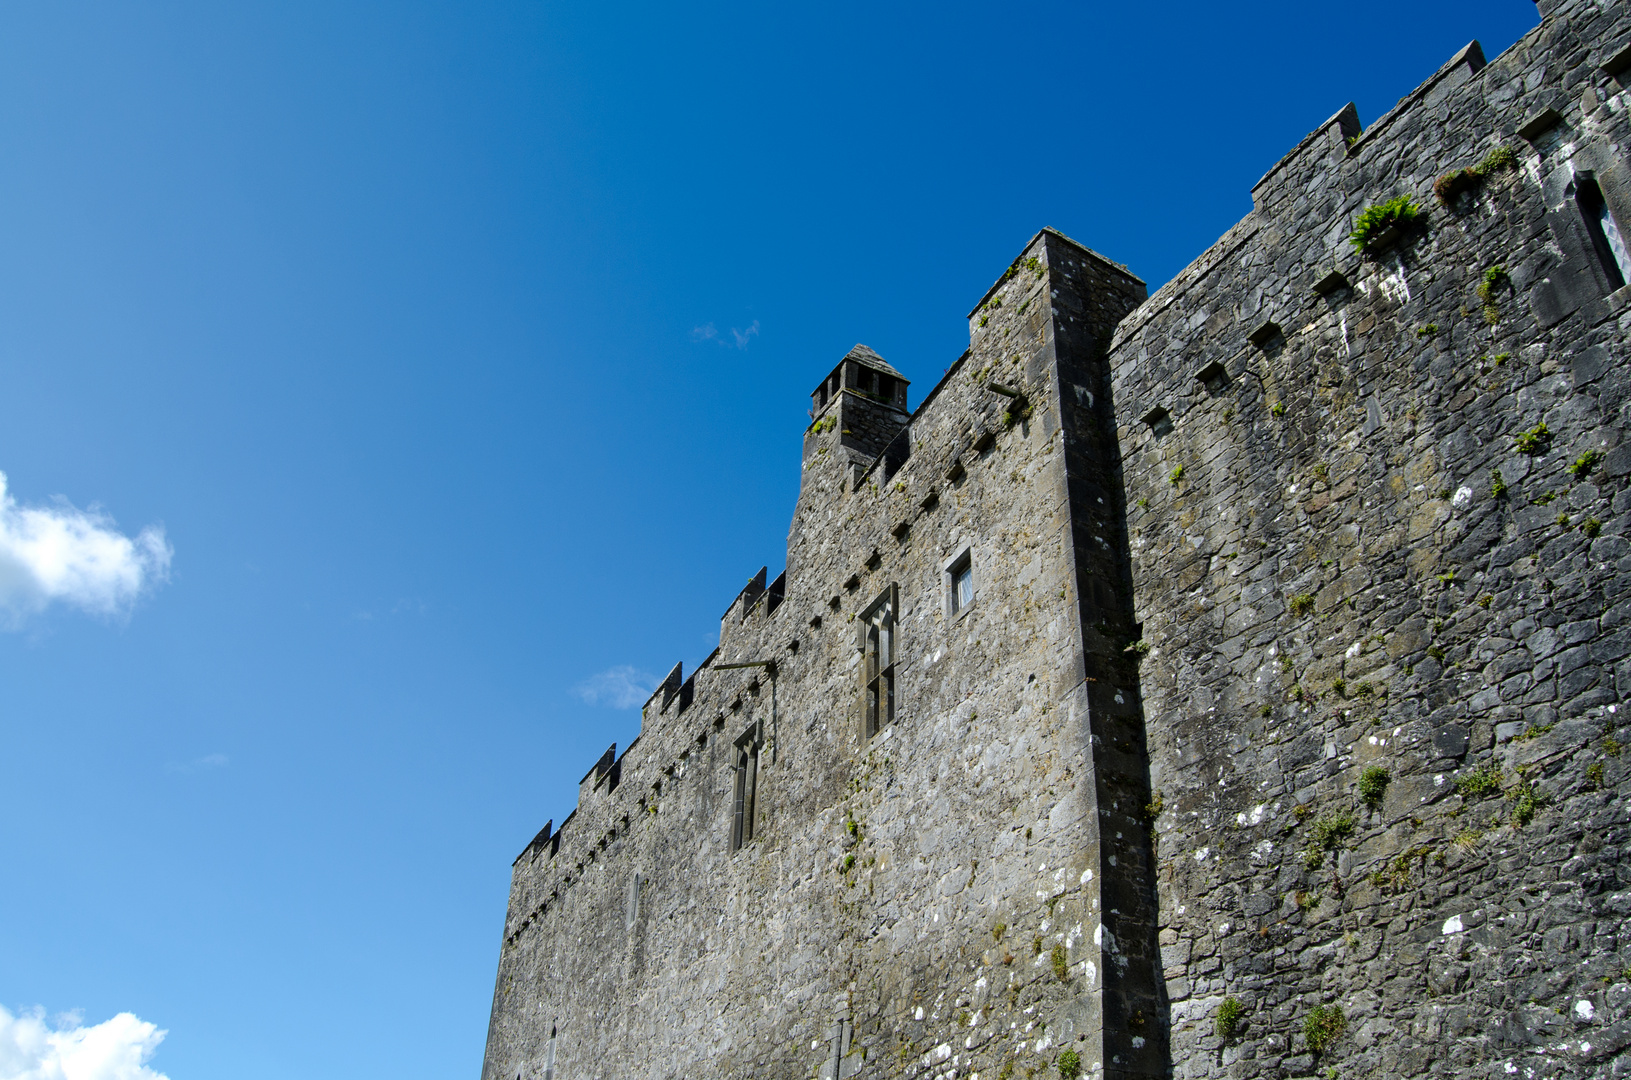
<box><xmin>860</xmin><ymin>586</ymin><xmax>898</xmax><ymax>739</ymax></box>
<box><xmin>730</xmin><ymin>727</ymin><xmax>760</xmax><ymax>852</ymax></box>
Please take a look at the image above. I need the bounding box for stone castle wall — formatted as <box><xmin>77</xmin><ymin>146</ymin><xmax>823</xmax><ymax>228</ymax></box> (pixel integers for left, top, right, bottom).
<box><xmin>482</xmin><ymin>1</ymin><xmax>1631</xmax><ymax>1076</ymax></box>
<box><xmin>482</xmin><ymin>230</ymin><xmax>1152</xmax><ymax>1080</ymax></box>
<box><xmin>1111</xmin><ymin>1</ymin><xmax>1631</xmax><ymax>1075</ymax></box>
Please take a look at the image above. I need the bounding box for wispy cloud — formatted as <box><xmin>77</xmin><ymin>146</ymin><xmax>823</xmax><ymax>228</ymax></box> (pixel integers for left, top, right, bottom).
<box><xmin>574</xmin><ymin>665</ymin><xmax>656</xmax><ymax>710</ymax></box>
<box><xmin>0</xmin><ymin>1005</ymin><xmax>171</xmax><ymax>1080</ymax></box>
<box><xmin>0</xmin><ymin>470</ymin><xmax>171</xmax><ymax>628</ymax></box>
<box><xmin>165</xmin><ymin>753</ymin><xmax>228</xmax><ymax>774</ymax></box>
<box><xmin>351</xmin><ymin>597</ymin><xmax>428</xmax><ymax>622</ymax></box>
<box><xmin>691</xmin><ymin>320</ymin><xmax>761</xmax><ymax>350</ymax></box>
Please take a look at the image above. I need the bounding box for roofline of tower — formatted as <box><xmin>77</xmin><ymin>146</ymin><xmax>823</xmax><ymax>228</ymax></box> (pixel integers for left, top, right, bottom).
<box><xmin>965</xmin><ymin>226</ymin><xmax>1145</xmax><ymax>319</ymax></box>
<box><xmin>809</xmin><ymin>345</ymin><xmax>909</xmax><ymax>400</ymax></box>
<box><xmin>849</xmin><ymin>348</ymin><xmax>971</xmax><ymax>489</ymax></box>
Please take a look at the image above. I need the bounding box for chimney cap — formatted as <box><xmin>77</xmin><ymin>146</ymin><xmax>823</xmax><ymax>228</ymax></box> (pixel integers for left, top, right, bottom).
<box><xmin>838</xmin><ymin>344</ymin><xmax>907</xmax><ymax>381</ymax></box>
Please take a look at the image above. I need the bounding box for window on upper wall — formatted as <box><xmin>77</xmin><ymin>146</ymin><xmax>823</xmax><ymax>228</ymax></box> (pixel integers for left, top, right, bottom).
<box><xmin>860</xmin><ymin>586</ymin><xmax>898</xmax><ymax>739</ymax></box>
<box><xmin>945</xmin><ymin>548</ymin><xmax>974</xmax><ymax>619</ymax></box>
<box><xmin>1576</xmin><ymin>175</ymin><xmax>1631</xmax><ymax>290</ymax></box>
<box><xmin>729</xmin><ymin>729</ymin><xmax>759</xmax><ymax>852</ymax></box>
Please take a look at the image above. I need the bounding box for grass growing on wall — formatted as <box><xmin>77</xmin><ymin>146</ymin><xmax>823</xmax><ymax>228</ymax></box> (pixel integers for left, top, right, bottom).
<box><xmin>1303</xmin><ymin>1004</ymin><xmax>1347</xmax><ymax>1054</ymax></box>
<box><xmin>1349</xmin><ymin>196</ymin><xmax>1420</xmax><ymax>251</ymax></box>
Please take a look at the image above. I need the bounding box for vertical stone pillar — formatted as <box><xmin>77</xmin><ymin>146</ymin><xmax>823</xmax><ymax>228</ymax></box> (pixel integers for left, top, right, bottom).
<box><xmin>968</xmin><ymin>228</ymin><xmax>1165</xmax><ymax>1078</ymax></box>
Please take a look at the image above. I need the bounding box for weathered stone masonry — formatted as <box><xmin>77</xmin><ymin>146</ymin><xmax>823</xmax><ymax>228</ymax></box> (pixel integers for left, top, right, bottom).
<box><xmin>482</xmin><ymin>2</ymin><xmax>1631</xmax><ymax>1077</ymax></box>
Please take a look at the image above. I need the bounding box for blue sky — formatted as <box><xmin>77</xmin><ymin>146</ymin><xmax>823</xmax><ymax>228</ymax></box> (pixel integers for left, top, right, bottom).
<box><xmin>0</xmin><ymin>2</ymin><xmax>1541</xmax><ymax>1077</ymax></box>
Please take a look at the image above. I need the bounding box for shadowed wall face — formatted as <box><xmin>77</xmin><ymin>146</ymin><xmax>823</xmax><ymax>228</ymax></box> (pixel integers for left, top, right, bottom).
<box><xmin>1112</xmin><ymin>3</ymin><xmax>1631</xmax><ymax>1076</ymax></box>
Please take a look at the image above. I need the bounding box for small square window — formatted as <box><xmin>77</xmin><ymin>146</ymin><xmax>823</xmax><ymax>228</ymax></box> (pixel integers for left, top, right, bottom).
<box><xmin>1140</xmin><ymin>407</ymin><xmax>1173</xmax><ymax>439</ymax></box>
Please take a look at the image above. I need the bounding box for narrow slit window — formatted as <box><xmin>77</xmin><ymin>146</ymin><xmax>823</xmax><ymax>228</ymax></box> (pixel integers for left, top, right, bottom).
<box><xmin>1577</xmin><ymin>176</ymin><xmax>1630</xmax><ymax>290</ymax></box>
<box><xmin>947</xmin><ymin>551</ymin><xmax>974</xmax><ymax>617</ymax></box>
<box><xmin>730</xmin><ymin>734</ymin><xmax>758</xmax><ymax>852</ymax></box>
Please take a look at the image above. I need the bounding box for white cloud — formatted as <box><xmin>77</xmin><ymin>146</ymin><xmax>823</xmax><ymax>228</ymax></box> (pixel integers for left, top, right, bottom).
<box><xmin>0</xmin><ymin>1006</ymin><xmax>171</xmax><ymax>1080</ymax></box>
<box><xmin>691</xmin><ymin>320</ymin><xmax>760</xmax><ymax>349</ymax></box>
<box><xmin>165</xmin><ymin>753</ymin><xmax>228</xmax><ymax>774</ymax></box>
<box><xmin>574</xmin><ymin>665</ymin><xmax>656</xmax><ymax>709</ymax></box>
<box><xmin>0</xmin><ymin>471</ymin><xmax>171</xmax><ymax>627</ymax></box>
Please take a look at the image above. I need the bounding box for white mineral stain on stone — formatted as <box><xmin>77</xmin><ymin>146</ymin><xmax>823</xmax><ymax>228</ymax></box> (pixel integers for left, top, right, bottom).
<box><xmin>915</xmin><ymin>1006</ymin><xmax>925</xmax><ymax>1020</ymax></box>
<box><xmin>1093</xmin><ymin>923</ymin><xmax>1117</xmax><ymax>953</ymax></box>
<box><xmin>1442</xmin><ymin>915</ymin><xmax>1463</xmax><ymax>935</ymax></box>
<box><xmin>1194</xmin><ymin>847</ymin><xmax>1210</xmax><ymax>862</ymax></box>
<box><xmin>1576</xmin><ymin>1000</ymin><xmax>1595</xmax><ymax>1021</ymax></box>
<box><xmin>1079</xmin><ymin>868</ymin><xmax>1092</xmax><ymax>884</ymax></box>
<box><xmin>1131</xmin><ymin>1036</ymin><xmax>1146</xmax><ymax>1049</ymax></box>
<box><xmin>1346</xmin><ymin>640</ymin><xmax>1363</xmax><ymax>659</ymax></box>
